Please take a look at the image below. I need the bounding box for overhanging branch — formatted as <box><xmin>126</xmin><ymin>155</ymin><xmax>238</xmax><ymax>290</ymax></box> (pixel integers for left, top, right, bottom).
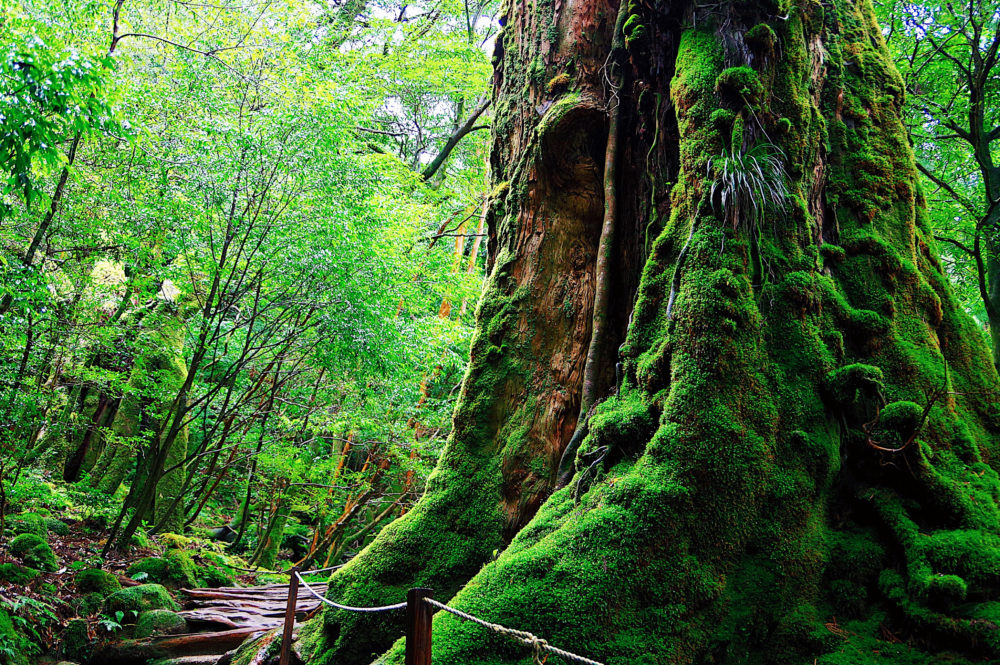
<box><xmin>420</xmin><ymin>98</ymin><xmax>491</xmax><ymax>181</ymax></box>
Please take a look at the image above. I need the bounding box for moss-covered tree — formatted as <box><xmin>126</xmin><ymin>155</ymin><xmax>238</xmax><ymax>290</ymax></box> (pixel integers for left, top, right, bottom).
<box><xmin>299</xmin><ymin>0</ymin><xmax>1000</xmax><ymax>662</ymax></box>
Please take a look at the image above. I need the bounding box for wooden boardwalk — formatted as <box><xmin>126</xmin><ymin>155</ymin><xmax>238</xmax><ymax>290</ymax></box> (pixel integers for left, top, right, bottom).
<box><xmin>179</xmin><ymin>582</ymin><xmax>326</xmax><ymax>631</ymax></box>
<box><xmin>95</xmin><ymin>581</ymin><xmax>323</xmax><ymax>664</ymax></box>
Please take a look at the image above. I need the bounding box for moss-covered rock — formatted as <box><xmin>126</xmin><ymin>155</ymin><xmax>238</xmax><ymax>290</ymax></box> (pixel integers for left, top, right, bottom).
<box><xmin>126</xmin><ymin>549</ymin><xmax>198</xmax><ymax>588</ymax></box>
<box><xmin>0</xmin><ymin>563</ymin><xmax>40</xmax><ymax>585</ymax></box>
<box><xmin>9</xmin><ymin>533</ymin><xmax>58</xmax><ymax>572</ymax></box>
<box><xmin>197</xmin><ymin>552</ymin><xmax>236</xmax><ymax>588</ymax></box>
<box><xmin>130</xmin><ymin>529</ymin><xmax>152</xmax><ymax>548</ymax></box>
<box><xmin>134</xmin><ymin>610</ymin><xmax>186</xmax><ymax>638</ymax></box>
<box><xmin>103</xmin><ymin>584</ymin><xmax>179</xmax><ymax>616</ymax></box>
<box><xmin>6</xmin><ymin>513</ymin><xmax>46</xmax><ymax>538</ymax></box>
<box><xmin>158</xmin><ymin>533</ymin><xmax>191</xmax><ymax>549</ymax></box>
<box><xmin>74</xmin><ymin>568</ymin><xmax>122</xmax><ymax>595</ymax></box>
<box><xmin>44</xmin><ymin>518</ymin><xmax>70</xmax><ymax>536</ymax></box>
<box><xmin>61</xmin><ymin>618</ymin><xmax>92</xmax><ymax>663</ymax></box>
<box><xmin>229</xmin><ymin>628</ymin><xmax>281</xmax><ymax>665</ymax></box>
<box><xmin>74</xmin><ymin>591</ymin><xmax>105</xmax><ymax>616</ymax></box>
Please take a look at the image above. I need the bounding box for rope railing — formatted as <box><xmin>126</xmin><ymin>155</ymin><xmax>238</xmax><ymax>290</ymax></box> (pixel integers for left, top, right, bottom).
<box><xmin>280</xmin><ymin>572</ymin><xmax>606</xmax><ymax>665</ymax></box>
<box><xmin>227</xmin><ymin>562</ymin><xmax>346</xmax><ymax>576</ymax></box>
<box><xmin>424</xmin><ymin>597</ymin><xmax>605</xmax><ymax>665</ymax></box>
<box><xmin>299</xmin><ymin>563</ymin><xmax>347</xmax><ymax>576</ymax></box>
<box><xmin>295</xmin><ymin>571</ymin><xmax>408</xmax><ymax>612</ymax></box>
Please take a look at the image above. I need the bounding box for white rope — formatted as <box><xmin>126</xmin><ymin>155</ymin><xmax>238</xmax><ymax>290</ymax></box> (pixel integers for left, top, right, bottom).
<box><xmin>290</xmin><ymin>574</ymin><xmax>606</xmax><ymax>664</ymax></box>
<box><xmin>424</xmin><ymin>598</ymin><xmax>606</xmax><ymax>665</ymax></box>
<box><xmin>295</xmin><ymin>572</ymin><xmax>407</xmax><ymax>613</ymax></box>
<box><xmin>298</xmin><ymin>563</ymin><xmax>346</xmax><ymax>575</ymax></box>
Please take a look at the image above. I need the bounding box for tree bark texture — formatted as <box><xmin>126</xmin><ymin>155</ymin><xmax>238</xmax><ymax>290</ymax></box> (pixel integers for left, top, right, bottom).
<box><xmin>301</xmin><ymin>0</ymin><xmax>1000</xmax><ymax>663</ymax></box>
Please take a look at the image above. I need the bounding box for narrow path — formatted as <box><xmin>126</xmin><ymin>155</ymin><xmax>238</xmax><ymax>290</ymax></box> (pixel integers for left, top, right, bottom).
<box><xmin>178</xmin><ymin>582</ymin><xmax>325</xmax><ymax>631</ymax></box>
<box><xmin>97</xmin><ymin>581</ymin><xmax>324</xmax><ymax>665</ymax></box>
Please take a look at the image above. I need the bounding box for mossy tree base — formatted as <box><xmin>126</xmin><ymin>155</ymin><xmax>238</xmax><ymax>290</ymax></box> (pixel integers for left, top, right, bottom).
<box><xmin>299</xmin><ymin>0</ymin><xmax>1000</xmax><ymax>663</ymax></box>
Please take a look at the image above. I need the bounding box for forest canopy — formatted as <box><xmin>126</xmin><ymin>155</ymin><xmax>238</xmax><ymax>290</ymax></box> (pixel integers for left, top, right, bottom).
<box><xmin>2</xmin><ymin>0</ymin><xmax>1000</xmax><ymax>664</ymax></box>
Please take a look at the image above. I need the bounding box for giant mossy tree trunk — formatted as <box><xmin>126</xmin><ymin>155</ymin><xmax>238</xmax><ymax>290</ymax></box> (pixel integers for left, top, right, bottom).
<box><xmin>90</xmin><ymin>306</ymin><xmax>190</xmax><ymax>534</ymax></box>
<box><xmin>301</xmin><ymin>0</ymin><xmax>1000</xmax><ymax>663</ymax></box>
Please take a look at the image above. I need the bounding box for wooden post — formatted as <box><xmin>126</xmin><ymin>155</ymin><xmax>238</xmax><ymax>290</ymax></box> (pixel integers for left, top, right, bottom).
<box><xmin>405</xmin><ymin>587</ymin><xmax>433</xmax><ymax>665</ymax></box>
<box><xmin>279</xmin><ymin>567</ymin><xmax>299</xmax><ymax>665</ymax></box>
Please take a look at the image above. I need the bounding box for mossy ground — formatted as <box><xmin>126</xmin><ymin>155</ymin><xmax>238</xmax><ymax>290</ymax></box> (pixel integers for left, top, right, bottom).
<box><xmin>104</xmin><ymin>584</ymin><xmax>180</xmax><ymax>617</ymax></box>
<box><xmin>9</xmin><ymin>534</ymin><xmax>58</xmax><ymax>572</ymax></box>
<box><xmin>134</xmin><ymin>609</ymin><xmax>187</xmax><ymax>638</ymax></box>
<box><xmin>0</xmin><ymin>564</ymin><xmax>40</xmax><ymax>585</ymax></box>
<box><xmin>74</xmin><ymin>568</ymin><xmax>122</xmax><ymax>595</ymax></box>
<box><xmin>127</xmin><ymin>549</ymin><xmax>200</xmax><ymax>589</ymax></box>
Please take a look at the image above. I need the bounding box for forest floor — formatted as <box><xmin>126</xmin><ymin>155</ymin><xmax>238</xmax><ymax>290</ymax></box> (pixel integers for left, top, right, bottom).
<box><xmin>0</xmin><ymin>478</ymin><xmax>302</xmax><ymax>665</ymax></box>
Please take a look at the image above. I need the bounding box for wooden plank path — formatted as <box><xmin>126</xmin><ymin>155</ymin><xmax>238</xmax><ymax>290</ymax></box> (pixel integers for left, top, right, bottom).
<box><xmin>178</xmin><ymin>582</ymin><xmax>327</xmax><ymax>631</ymax></box>
<box><xmin>94</xmin><ymin>581</ymin><xmax>326</xmax><ymax>664</ymax></box>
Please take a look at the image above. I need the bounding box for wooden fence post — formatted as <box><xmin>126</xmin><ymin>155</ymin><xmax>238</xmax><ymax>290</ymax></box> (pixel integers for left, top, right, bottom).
<box><xmin>405</xmin><ymin>587</ymin><xmax>433</xmax><ymax>665</ymax></box>
<box><xmin>279</xmin><ymin>567</ymin><xmax>300</xmax><ymax>665</ymax></box>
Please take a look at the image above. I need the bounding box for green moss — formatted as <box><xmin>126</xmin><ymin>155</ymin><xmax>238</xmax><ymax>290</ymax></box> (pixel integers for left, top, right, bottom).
<box><xmin>230</xmin><ymin>628</ymin><xmax>281</xmax><ymax>665</ymax></box>
<box><xmin>545</xmin><ymin>73</ymin><xmax>570</xmax><ymax>94</ymax></box>
<box><xmin>829</xmin><ymin>579</ymin><xmax>867</xmax><ymax>618</ymax></box>
<box><xmin>826</xmin><ymin>528</ymin><xmax>887</xmax><ymax>585</ymax></box>
<box><xmin>9</xmin><ymin>533</ymin><xmax>57</xmax><ymax>572</ymax></box>
<box><xmin>820</xmin><ymin>243</ymin><xmax>846</xmax><ymax>263</ymax></box>
<box><xmin>0</xmin><ymin>609</ymin><xmax>29</xmax><ymax>665</ymax></box>
<box><xmin>923</xmin><ymin>574</ymin><xmax>967</xmax><ymax>604</ymax></box>
<box><xmin>710</xmin><ymin>108</ymin><xmax>736</xmax><ymax>131</ymax></box>
<box><xmin>302</xmin><ymin>2</ymin><xmax>1000</xmax><ymax>664</ymax></box>
<box><xmin>823</xmin><ymin>364</ymin><xmax>884</xmax><ymax>409</ymax></box>
<box><xmin>74</xmin><ymin>591</ymin><xmax>105</xmax><ymax>616</ymax></box>
<box><xmin>103</xmin><ymin>584</ymin><xmax>179</xmax><ymax>616</ymax></box>
<box><xmin>580</xmin><ymin>390</ymin><xmax>656</xmax><ymax>458</ymax></box>
<box><xmin>715</xmin><ymin>66</ymin><xmax>764</xmax><ymax>105</ymax></box>
<box><xmin>61</xmin><ymin>618</ymin><xmax>91</xmax><ymax>663</ymax></box>
<box><xmin>875</xmin><ymin>400</ymin><xmax>923</xmax><ymax>442</ymax></box>
<box><xmin>6</xmin><ymin>513</ymin><xmax>45</xmax><ymax>538</ymax></box>
<box><xmin>0</xmin><ymin>563</ymin><xmax>39</xmax><ymax>585</ymax></box>
<box><xmin>134</xmin><ymin>610</ymin><xmax>186</xmax><ymax>638</ymax></box>
<box><xmin>131</xmin><ymin>529</ymin><xmax>152</xmax><ymax>548</ymax></box>
<box><xmin>746</xmin><ymin>23</ymin><xmax>778</xmax><ymax>55</ymax></box>
<box><xmin>74</xmin><ymin>568</ymin><xmax>122</xmax><ymax>595</ymax></box>
<box><xmin>44</xmin><ymin>518</ymin><xmax>69</xmax><ymax>536</ymax></box>
<box><xmin>198</xmin><ymin>552</ymin><xmax>236</xmax><ymax>588</ymax></box>
<box><xmin>127</xmin><ymin>549</ymin><xmax>199</xmax><ymax>589</ymax></box>
<box><xmin>623</xmin><ymin>13</ymin><xmax>646</xmax><ymax>50</ymax></box>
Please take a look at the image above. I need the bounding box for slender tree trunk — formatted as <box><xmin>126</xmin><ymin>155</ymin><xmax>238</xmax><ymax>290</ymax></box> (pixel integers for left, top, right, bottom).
<box><xmin>0</xmin><ymin>134</ymin><xmax>81</xmax><ymax>316</ymax></box>
<box><xmin>987</xmin><ymin>251</ymin><xmax>1000</xmax><ymax>371</ymax></box>
<box><xmin>300</xmin><ymin>0</ymin><xmax>1000</xmax><ymax>663</ymax></box>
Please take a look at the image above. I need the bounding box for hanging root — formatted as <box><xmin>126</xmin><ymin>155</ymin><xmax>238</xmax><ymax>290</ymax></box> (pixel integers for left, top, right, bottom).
<box><xmin>556</xmin><ymin>0</ymin><xmax>631</xmax><ymax>490</ymax></box>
